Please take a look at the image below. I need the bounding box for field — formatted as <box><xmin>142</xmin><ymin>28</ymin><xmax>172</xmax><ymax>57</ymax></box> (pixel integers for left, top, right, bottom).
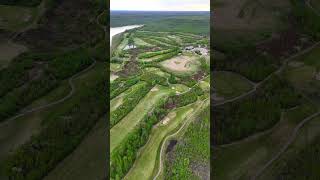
<box><xmin>110</xmin><ymin>10</ymin><xmax>210</xmax><ymax>180</ymax></box>
<box><xmin>212</xmin><ymin>0</ymin><xmax>320</xmax><ymax>179</ymax></box>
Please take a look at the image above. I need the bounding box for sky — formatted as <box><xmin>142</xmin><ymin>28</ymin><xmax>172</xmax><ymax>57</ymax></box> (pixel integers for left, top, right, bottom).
<box><xmin>110</xmin><ymin>0</ymin><xmax>210</xmax><ymax>11</ymax></box>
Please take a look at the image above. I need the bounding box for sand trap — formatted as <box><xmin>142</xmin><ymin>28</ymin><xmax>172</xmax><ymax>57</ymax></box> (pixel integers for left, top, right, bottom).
<box><xmin>162</xmin><ymin>112</ymin><xmax>177</xmax><ymax>125</ymax></box>
<box><xmin>161</xmin><ymin>56</ymin><xmax>198</xmax><ymax>72</ymax></box>
<box><xmin>110</xmin><ymin>74</ymin><xmax>119</xmax><ymax>82</ymax></box>
<box><xmin>151</xmin><ymin>86</ymin><xmax>159</xmax><ymax>92</ymax></box>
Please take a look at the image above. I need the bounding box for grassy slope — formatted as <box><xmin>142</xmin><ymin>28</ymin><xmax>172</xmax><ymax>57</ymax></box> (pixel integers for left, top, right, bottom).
<box><xmin>125</xmin><ymin>104</ymin><xmax>196</xmax><ymax>180</ymax></box>
<box><xmin>213</xmin><ymin>71</ymin><xmax>253</xmax><ymax>99</ymax></box>
<box><xmin>43</xmin><ymin>116</ymin><xmax>107</xmax><ymax>180</ymax></box>
<box><xmin>110</xmin><ymin>85</ymin><xmax>173</xmax><ymax>154</ymax></box>
<box><xmin>260</xmin><ymin>115</ymin><xmax>320</xmax><ymax>179</ymax></box>
<box><xmin>164</xmin><ymin>107</ymin><xmax>210</xmax><ymax>180</ymax></box>
<box><xmin>0</xmin><ymin>5</ymin><xmax>37</xmax><ymax>31</ymax></box>
<box><xmin>110</xmin><ymin>81</ymin><xmax>147</xmax><ymax>112</ymax></box>
<box><xmin>0</xmin><ymin>62</ymin><xmax>104</xmax><ymax>169</ymax></box>
<box><xmin>213</xmin><ymin>102</ymin><xmax>317</xmax><ymax>179</ymax></box>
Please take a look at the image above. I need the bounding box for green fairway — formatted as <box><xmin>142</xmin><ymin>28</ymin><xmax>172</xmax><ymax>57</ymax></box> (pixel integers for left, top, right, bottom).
<box><xmin>124</xmin><ymin>104</ymin><xmax>196</xmax><ymax>180</ymax></box>
<box><xmin>110</xmin><ymin>63</ymin><xmax>123</xmax><ymax>72</ymax></box>
<box><xmin>110</xmin><ymin>85</ymin><xmax>174</xmax><ymax>154</ymax></box>
<box><xmin>110</xmin><ymin>81</ymin><xmax>147</xmax><ymax>112</ymax></box>
<box><xmin>43</xmin><ymin>116</ymin><xmax>107</xmax><ymax>180</ymax></box>
<box><xmin>213</xmin><ymin>71</ymin><xmax>254</xmax><ymax>99</ymax></box>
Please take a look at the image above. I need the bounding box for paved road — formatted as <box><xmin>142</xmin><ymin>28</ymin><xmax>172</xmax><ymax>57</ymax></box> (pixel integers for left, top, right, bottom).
<box><xmin>0</xmin><ymin>60</ymin><xmax>96</xmax><ymax>128</ymax></box>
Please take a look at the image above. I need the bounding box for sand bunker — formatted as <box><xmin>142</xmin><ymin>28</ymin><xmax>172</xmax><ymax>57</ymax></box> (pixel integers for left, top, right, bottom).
<box><xmin>162</xmin><ymin>112</ymin><xmax>177</xmax><ymax>125</ymax></box>
<box><xmin>151</xmin><ymin>86</ymin><xmax>159</xmax><ymax>92</ymax></box>
<box><xmin>161</xmin><ymin>56</ymin><xmax>198</xmax><ymax>72</ymax></box>
<box><xmin>110</xmin><ymin>74</ymin><xmax>119</xmax><ymax>82</ymax></box>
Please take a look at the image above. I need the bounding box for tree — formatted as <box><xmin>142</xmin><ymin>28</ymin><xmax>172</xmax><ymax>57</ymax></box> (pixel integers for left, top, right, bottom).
<box><xmin>128</xmin><ymin>37</ymin><xmax>135</xmax><ymax>48</ymax></box>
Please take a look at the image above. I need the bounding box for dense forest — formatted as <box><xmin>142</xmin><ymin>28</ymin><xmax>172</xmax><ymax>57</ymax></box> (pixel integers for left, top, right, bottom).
<box><xmin>165</xmin><ymin>108</ymin><xmax>209</xmax><ymax>179</ymax></box>
<box><xmin>2</xmin><ymin>70</ymin><xmax>107</xmax><ymax>180</ymax></box>
<box><xmin>110</xmin><ymin>83</ymin><xmax>153</xmax><ymax>128</ymax></box>
<box><xmin>110</xmin><ymin>84</ymin><xmax>203</xmax><ymax>179</ymax></box>
<box><xmin>270</xmin><ymin>134</ymin><xmax>320</xmax><ymax>179</ymax></box>
<box><xmin>0</xmin><ymin>0</ymin><xmax>42</xmax><ymax>6</ymax></box>
<box><xmin>0</xmin><ymin>50</ymin><xmax>94</xmax><ymax>122</ymax></box>
<box><xmin>213</xmin><ymin>75</ymin><xmax>302</xmax><ymax>144</ymax></box>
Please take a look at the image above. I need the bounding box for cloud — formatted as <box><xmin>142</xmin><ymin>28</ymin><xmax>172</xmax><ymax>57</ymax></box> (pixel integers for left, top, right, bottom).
<box><xmin>111</xmin><ymin>0</ymin><xmax>210</xmax><ymax>11</ymax></box>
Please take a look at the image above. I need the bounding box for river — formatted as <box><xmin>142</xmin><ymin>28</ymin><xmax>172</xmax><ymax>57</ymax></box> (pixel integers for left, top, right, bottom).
<box><xmin>110</xmin><ymin>25</ymin><xmax>143</xmax><ymax>45</ymax></box>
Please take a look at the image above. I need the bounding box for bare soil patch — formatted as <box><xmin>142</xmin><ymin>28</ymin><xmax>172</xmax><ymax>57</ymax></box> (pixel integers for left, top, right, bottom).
<box><xmin>161</xmin><ymin>55</ymin><xmax>198</xmax><ymax>72</ymax></box>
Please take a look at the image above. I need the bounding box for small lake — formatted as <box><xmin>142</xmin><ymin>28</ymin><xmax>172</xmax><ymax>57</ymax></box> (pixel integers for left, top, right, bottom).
<box><xmin>110</xmin><ymin>25</ymin><xmax>143</xmax><ymax>45</ymax></box>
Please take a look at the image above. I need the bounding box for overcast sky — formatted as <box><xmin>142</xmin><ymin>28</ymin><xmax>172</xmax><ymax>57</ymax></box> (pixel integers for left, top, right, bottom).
<box><xmin>111</xmin><ymin>0</ymin><xmax>210</xmax><ymax>11</ymax></box>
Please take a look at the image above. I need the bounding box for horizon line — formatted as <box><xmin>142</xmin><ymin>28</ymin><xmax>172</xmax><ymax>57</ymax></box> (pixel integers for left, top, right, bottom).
<box><xmin>110</xmin><ymin>9</ymin><xmax>210</xmax><ymax>12</ymax></box>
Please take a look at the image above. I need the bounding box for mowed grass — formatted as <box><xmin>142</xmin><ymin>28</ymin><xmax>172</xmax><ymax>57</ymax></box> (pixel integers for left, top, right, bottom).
<box><xmin>0</xmin><ymin>62</ymin><xmax>104</xmax><ymax>164</ymax></box>
<box><xmin>124</xmin><ymin>104</ymin><xmax>196</xmax><ymax>180</ymax></box>
<box><xmin>285</xmin><ymin>46</ymin><xmax>320</xmax><ymax>104</ymax></box>
<box><xmin>213</xmin><ymin>71</ymin><xmax>253</xmax><ymax>99</ymax></box>
<box><xmin>0</xmin><ymin>41</ymin><xmax>27</xmax><ymax>68</ymax></box>
<box><xmin>110</xmin><ymin>82</ymin><xmax>147</xmax><ymax>112</ymax></box>
<box><xmin>133</xmin><ymin>38</ymin><xmax>153</xmax><ymax>47</ymax></box>
<box><xmin>311</xmin><ymin>0</ymin><xmax>320</xmax><ymax>12</ymax></box>
<box><xmin>43</xmin><ymin>116</ymin><xmax>107</xmax><ymax>180</ymax></box>
<box><xmin>213</xmin><ymin>102</ymin><xmax>317</xmax><ymax>180</ymax></box>
<box><xmin>110</xmin><ymin>63</ymin><xmax>123</xmax><ymax>72</ymax></box>
<box><xmin>299</xmin><ymin>45</ymin><xmax>320</xmax><ymax>69</ymax></box>
<box><xmin>0</xmin><ymin>5</ymin><xmax>37</xmax><ymax>31</ymax></box>
<box><xmin>144</xmin><ymin>67</ymin><xmax>170</xmax><ymax>78</ymax></box>
<box><xmin>110</xmin><ymin>85</ymin><xmax>174</xmax><ymax>154</ymax></box>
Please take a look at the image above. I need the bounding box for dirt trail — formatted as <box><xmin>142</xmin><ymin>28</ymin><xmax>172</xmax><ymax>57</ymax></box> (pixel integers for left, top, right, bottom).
<box><xmin>0</xmin><ymin>60</ymin><xmax>96</xmax><ymax>128</ymax></box>
<box><xmin>213</xmin><ymin>41</ymin><xmax>320</xmax><ymax>107</ymax></box>
<box><xmin>251</xmin><ymin>3</ymin><xmax>320</xmax><ymax>179</ymax></box>
<box><xmin>252</xmin><ymin>111</ymin><xmax>320</xmax><ymax>180</ymax></box>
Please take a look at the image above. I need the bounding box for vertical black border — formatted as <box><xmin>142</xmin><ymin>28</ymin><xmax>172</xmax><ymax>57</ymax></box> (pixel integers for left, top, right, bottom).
<box><xmin>106</xmin><ymin>0</ymin><xmax>110</xmax><ymax>179</ymax></box>
<box><xmin>210</xmin><ymin>0</ymin><xmax>214</xmax><ymax>178</ymax></box>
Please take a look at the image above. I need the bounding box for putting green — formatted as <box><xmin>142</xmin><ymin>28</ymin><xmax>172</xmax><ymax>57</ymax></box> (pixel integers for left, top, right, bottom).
<box><xmin>110</xmin><ymin>85</ymin><xmax>174</xmax><ymax>154</ymax></box>
<box><xmin>125</xmin><ymin>99</ymin><xmax>209</xmax><ymax>180</ymax></box>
